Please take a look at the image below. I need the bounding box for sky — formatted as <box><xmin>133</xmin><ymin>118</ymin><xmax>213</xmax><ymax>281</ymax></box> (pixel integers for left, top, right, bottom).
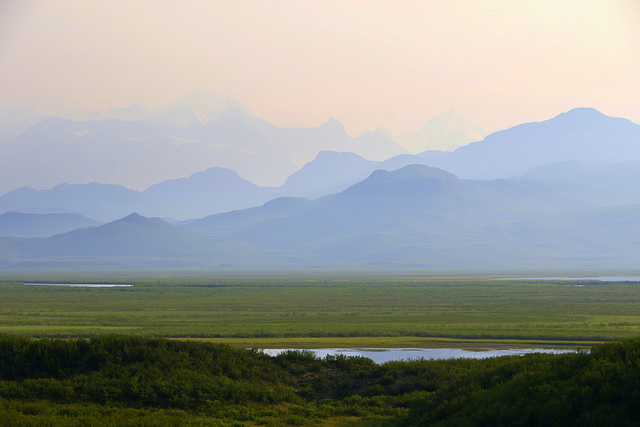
<box><xmin>1</xmin><ymin>0</ymin><xmax>639</xmax><ymax>136</ymax></box>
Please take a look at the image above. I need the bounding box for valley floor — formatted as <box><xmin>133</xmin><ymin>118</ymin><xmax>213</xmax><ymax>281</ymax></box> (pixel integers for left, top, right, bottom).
<box><xmin>2</xmin><ymin>272</ymin><xmax>640</xmax><ymax>424</ymax></box>
<box><xmin>2</xmin><ymin>272</ymin><xmax>640</xmax><ymax>343</ymax></box>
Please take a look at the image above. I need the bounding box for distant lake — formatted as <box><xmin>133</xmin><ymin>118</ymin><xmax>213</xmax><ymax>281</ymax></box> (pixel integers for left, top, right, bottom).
<box><xmin>24</xmin><ymin>283</ymin><xmax>133</xmax><ymax>288</ymax></box>
<box><xmin>261</xmin><ymin>347</ymin><xmax>577</xmax><ymax>364</ymax></box>
<box><xmin>501</xmin><ymin>276</ymin><xmax>640</xmax><ymax>282</ymax></box>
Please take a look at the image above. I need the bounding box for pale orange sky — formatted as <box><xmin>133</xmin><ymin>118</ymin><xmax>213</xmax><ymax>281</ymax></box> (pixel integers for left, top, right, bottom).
<box><xmin>1</xmin><ymin>0</ymin><xmax>639</xmax><ymax>135</ymax></box>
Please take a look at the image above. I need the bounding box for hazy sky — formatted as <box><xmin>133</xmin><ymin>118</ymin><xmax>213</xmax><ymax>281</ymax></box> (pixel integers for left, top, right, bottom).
<box><xmin>1</xmin><ymin>0</ymin><xmax>639</xmax><ymax>135</ymax></box>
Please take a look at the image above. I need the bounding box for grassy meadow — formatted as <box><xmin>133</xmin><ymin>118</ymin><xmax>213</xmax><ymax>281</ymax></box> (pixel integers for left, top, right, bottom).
<box><xmin>3</xmin><ymin>271</ymin><xmax>640</xmax><ymax>425</ymax></box>
<box><xmin>2</xmin><ymin>271</ymin><xmax>640</xmax><ymax>345</ymax></box>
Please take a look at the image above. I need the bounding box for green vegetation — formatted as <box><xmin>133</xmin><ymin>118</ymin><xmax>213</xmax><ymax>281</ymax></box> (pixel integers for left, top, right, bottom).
<box><xmin>1</xmin><ymin>336</ymin><xmax>639</xmax><ymax>425</ymax></box>
<box><xmin>2</xmin><ymin>273</ymin><xmax>640</xmax><ymax>424</ymax></box>
<box><xmin>2</xmin><ymin>273</ymin><xmax>640</xmax><ymax>344</ymax></box>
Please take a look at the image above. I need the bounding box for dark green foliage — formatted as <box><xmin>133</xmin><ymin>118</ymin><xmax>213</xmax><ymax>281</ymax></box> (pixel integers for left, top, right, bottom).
<box><xmin>0</xmin><ymin>336</ymin><xmax>291</xmax><ymax>410</ymax></box>
<box><xmin>1</xmin><ymin>336</ymin><xmax>640</xmax><ymax>425</ymax></box>
<box><xmin>401</xmin><ymin>340</ymin><xmax>640</xmax><ymax>426</ymax></box>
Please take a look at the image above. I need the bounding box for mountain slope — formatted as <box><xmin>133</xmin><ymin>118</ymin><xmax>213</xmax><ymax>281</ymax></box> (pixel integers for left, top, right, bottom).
<box><xmin>521</xmin><ymin>160</ymin><xmax>640</xmax><ymax>206</ymax></box>
<box><xmin>2</xmin><ymin>164</ymin><xmax>640</xmax><ymax>269</ymax></box>
<box><xmin>143</xmin><ymin>167</ymin><xmax>277</xmax><ymax>219</ymax></box>
<box><xmin>186</xmin><ymin>197</ymin><xmax>313</xmax><ymax>234</ymax></box>
<box><xmin>225</xmin><ymin>165</ymin><xmax>586</xmax><ymax>253</ymax></box>
<box><xmin>140</xmin><ymin>90</ymin><xmax>252</xmax><ymax>127</ymax></box>
<box><xmin>275</xmin><ymin>150</ymin><xmax>451</xmax><ymax>200</ymax></box>
<box><xmin>431</xmin><ymin>108</ymin><xmax>640</xmax><ymax>179</ymax></box>
<box><xmin>0</xmin><ymin>106</ymin><xmax>43</xmax><ymax>144</ymax></box>
<box><xmin>14</xmin><ymin>213</ymin><xmax>267</xmax><ymax>268</ymax></box>
<box><xmin>0</xmin><ymin>212</ymin><xmax>102</xmax><ymax>238</ymax></box>
<box><xmin>278</xmin><ymin>151</ymin><xmax>380</xmax><ymax>198</ymax></box>
<box><xmin>0</xmin><ymin>183</ymin><xmax>156</xmax><ymax>222</ymax></box>
<box><xmin>0</xmin><ymin>117</ymin><xmax>224</xmax><ymax>192</ymax></box>
<box><xmin>397</xmin><ymin>108</ymin><xmax>485</xmax><ymax>153</ymax></box>
<box><xmin>0</xmin><ymin>103</ymin><xmax>407</xmax><ymax>193</ymax></box>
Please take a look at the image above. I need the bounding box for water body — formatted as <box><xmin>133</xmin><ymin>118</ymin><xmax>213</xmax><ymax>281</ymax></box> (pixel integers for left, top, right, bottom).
<box><xmin>261</xmin><ymin>347</ymin><xmax>576</xmax><ymax>364</ymax></box>
<box><xmin>24</xmin><ymin>283</ymin><xmax>133</xmax><ymax>288</ymax></box>
<box><xmin>501</xmin><ymin>276</ymin><xmax>640</xmax><ymax>282</ymax></box>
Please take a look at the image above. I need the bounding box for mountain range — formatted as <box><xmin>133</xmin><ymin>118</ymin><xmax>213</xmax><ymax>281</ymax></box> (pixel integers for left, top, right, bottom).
<box><xmin>430</xmin><ymin>108</ymin><xmax>640</xmax><ymax>179</ymax></box>
<box><xmin>0</xmin><ymin>212</ymin><xmax>101</xmax><ymax>238</ymax></box>
<box><xmin>2</xmin><ymin>163</ymin><xmax>639</xmax><ymax>270</ymax></box>
<box><xmin>1</xmin><ymin>99</ymin><xmax>640</xmax><ymax>270</ymax></box>
<box><xmin>3</xmin><ymin>107</ymin><xmax>639</xmax><ymax>222</ymax></box>
<box><xmin>0</xmin><ymin>92</ymin><xmax>495</xmax><ymax>194</ymax></box>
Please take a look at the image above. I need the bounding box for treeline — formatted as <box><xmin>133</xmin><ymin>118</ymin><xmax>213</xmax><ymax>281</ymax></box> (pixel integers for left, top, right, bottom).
<box><xmin>1</xmin><ymin>336</ymin><xmax>640</xmax><ymax>425</ymax></box>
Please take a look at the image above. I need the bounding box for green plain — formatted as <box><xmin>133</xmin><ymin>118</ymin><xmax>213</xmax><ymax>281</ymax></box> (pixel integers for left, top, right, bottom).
<box><xmin>2</xmin><ymin>271</ymin><xmax>640</xmax><ymax>346</ymax></box>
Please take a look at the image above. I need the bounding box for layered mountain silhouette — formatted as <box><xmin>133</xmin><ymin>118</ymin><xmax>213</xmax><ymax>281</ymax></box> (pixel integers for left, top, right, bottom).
<box><xmin>1</xmin><ymin>105</ymin><xmax>640</xmax><ymax>270</ymax></box>
<box><xmin>0</xmin><ymin>106</ymin><xmax>43</xmax><ymax>144</ymax></box>
<box><xmin>0</xmin><ymin>183</ymin><xmax>157</xmax><ymax>222</ymax></box>
<box><xmin>0</xmin><ymin>105</ymin><xmax>407</xmax><ymax>193</ymax></box>
<box><xmin>215</xmin><ymin>165</ymin><xmax>586</xmax><ymax>254</ymax></box>
<box><xmin>3</xmin><ymin>107</ymin><xmax>640</xmax><ymax>222</ymax></box>
<box><xmin>0</xmin><ymin>212</ymin><xmax>102</xmax><ymax>238</ymax></box>
<box><xmin>6</xmin><ymin>213</ymin><xmax>265</xmax><ymax>268</ymax></box>
<box><xmin>520</xmin><ymin>160</ymin><xmax>640</xmax><ymax>206</ymax></box>
<box><xmin>430</xmin><ymin>108</ymin><xmax>640</xmax><ymax>179</ymax></box>
<box><xmin>131</xmin><ymin>90</ymin><xmax>253</xmax><ymax>127</ymax></box>
<box><xmin>143</xmin><ymin>167</ymin><xmax>278</xmax><ymax>219</ymax></box>
<box><xmin>396</xmin><ymin>108</ymin><xmax>485</xmax><ymax>153</ymax></box>
<box><xmin>4</xmin><ymin>164</ymin><xmax>635</xmax><ymax>269</ymax></box>
<box><xmin>278</xmin><ymin>151</ymin><xmax>380</xmax><ymax>198</ymax></box>
<box><xmin>0</xmin><ymin>150</ymin><xmax>454</xmax><ymax>221</ymax></box>
<box><xmin>275</xmin><ymin>150</ymin><xmax>451</xmax><ymax>200</ymax></box>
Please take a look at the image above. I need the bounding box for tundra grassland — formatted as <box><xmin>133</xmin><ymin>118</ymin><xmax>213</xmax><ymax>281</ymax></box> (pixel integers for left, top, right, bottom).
<box><xmin>2</xmin><ymin>271</ymin><xmax>640</xmax><ymax>346</ymax></box>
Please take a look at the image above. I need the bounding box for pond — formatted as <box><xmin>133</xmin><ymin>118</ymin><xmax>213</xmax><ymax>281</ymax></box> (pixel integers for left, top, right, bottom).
<box><xmin>260</xmin><ymin>347</ymin><xmax>577</xmax><ymax>364</ymax></box>
<box><xmin>24</xmin><ymin>283</ymin><xmax>133</xmax><ymax>287</ymax></box>
<box><xmin>500</xmin><ymin>276</ymin><xmax>640</xmax><ymax>282</ymax></box>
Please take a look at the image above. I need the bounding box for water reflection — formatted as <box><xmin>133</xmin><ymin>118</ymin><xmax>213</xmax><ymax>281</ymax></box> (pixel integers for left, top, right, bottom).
<box><xmin>500</xmin><ymin>276</ymin><xmax>640</xmax><ymax>282</ymax></box>
<box><xmin>24</xmin><ymin>283</ymin><xmax>133</xmax><ymax>287</ymax></box>
<box><xmin>261</xmin><ymin>347</ymin><xmax>576</xmax><ymax>364</ymax></box>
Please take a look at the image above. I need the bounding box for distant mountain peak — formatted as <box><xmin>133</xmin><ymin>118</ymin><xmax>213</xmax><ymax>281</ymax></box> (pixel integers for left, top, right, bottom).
<box><xmin>140</xmin><ymin>90</ymin><xmax>253</xmax><ymax>127</ymax></box>
<box><xmin>416</xmin><ymin>108</ymin><xmax>481</xmax><ymax>134</ymax></box>
<box><xmin>430</xmin><ymin>107</ymin><xmax>462</xmax><ymax>121</ymax></box>
<box><xmin>192</xmin><ymin>166</ymin><xmax>241</xmax><ymax>179</ymax></box>
<box><xmin>116</xmin><ymin>212</ymin><xmax>147</xmax><ymax>223</ymax></box>
<box><xmin>383</xmin><ymin>164</ymin><xmax>458</xmax><ymax>180</ymax></box>
<box><xmin>214</xmin><ymin>107</ymin><xmax>254</xmax><ymax>123</ymax></box>
<box><xmin>0</xmin><ymin>106</ymin><xmax>45</xmax><ymax>141</ymax></box>
<box><xmin>355</xmin><ymin>165</ymin><xmax>459</xmax><ymax>191</ymax></box>
<box><xmin>562</xmin><ymin>107</ymin><xmax>602</xmax><ymax>116</ymax></box>
<box><xmin>549</xmin><ymin>107</ymin><xmax>603</xmax><ymax>121</ymax></box>
<box><xmin>397</xmin><ymin>109</ymin><xmax>485</xmax><ymax>153</ymax></box>
<box><xmin>172</xmin><ymin>90</ymin><xmax>251</xmax><ymax>115</ymax></box>
<box><xmin>105</xmin><ymin>212</ymin><xmax>174</xmax><ymax>231</ymax></box>
<box><xmin>430</xmin><ymin>106</ymin><xmax>640</xmax><ymax>180</ymax></box>
<box><xmin>320</xmin><ymin>117</ymin><xmax>345</xmax><ymax>132</ymax></box>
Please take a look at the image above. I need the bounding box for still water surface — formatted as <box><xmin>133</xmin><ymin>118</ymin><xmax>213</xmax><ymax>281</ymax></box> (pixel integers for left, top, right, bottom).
<box><xmin>261</xmin><ymin>347</ymin><xmax>576</xmax><ymax>364</ymax></box>
<box><xmin>24</xmin><ymin>283</ymin><xmax>133</xmax><ymax>287</ymax></box>
<box><xmin>500</xmin><ymin>276</ymin><xmax>640</xmax><ymax>282</ymax></box>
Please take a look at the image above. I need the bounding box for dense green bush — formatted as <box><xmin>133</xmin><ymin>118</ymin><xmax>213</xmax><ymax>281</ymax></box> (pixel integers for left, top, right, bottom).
<box><xmin>1</xmin><ymin>336</ymin><xmax>640</xmax><ymax>425</ymax></box>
